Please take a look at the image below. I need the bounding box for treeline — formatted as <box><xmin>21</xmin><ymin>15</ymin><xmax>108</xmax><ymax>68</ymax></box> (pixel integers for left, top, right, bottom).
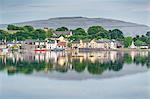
<box><xmin>0</xmin><ymin>25</ymin><xmax>150</xmax><ymax>47</ymax></box>
<box><xmin>0</xmin><ymin>25</ymin><xmax>53</xmax><ymax>41</ymax></box>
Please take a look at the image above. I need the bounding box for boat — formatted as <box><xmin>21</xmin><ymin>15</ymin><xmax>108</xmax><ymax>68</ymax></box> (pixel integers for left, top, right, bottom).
<box><xmin>34</xmin><ymin>48</ymin><xmax>46</xmax><ymax>52</ymax></box>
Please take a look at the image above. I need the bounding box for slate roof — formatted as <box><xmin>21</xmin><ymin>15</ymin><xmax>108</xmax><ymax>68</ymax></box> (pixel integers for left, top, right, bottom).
<box><xmin>54</xmin><ymin>31</ymin><xmax>72</xmax><ymax>36</ymax></box>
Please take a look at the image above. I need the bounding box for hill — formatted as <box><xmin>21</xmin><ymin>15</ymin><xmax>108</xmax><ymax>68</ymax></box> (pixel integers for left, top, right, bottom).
<box><xmin>0</xmin><ymin>17</ymin><xmax>149</xmax><ymax>36</ymax></box>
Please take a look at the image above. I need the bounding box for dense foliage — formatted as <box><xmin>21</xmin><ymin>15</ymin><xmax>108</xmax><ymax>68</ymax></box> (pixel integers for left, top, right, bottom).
<box><xmin>123</xmin><ymin>37</ymin><xmax>133</xmax><ymax>48</ymax></box>
<box><xmin>0</xmin><ymin>24</ymin><xmax>149</xmax><ymax>46</ymax></box>
<box><xmin>133</xmin><ymin>33</ymin><xmax>150</xmax><ymax>46</ymax></box>
<box><xmin>56</xmin><ymin>27</ymin><xmax>69</xmax><ymax>31</ymax></box>
<box><xmin>0</xmin><ymin>25</ymin><xmax>53</xmax><ymax>41</ymax></box>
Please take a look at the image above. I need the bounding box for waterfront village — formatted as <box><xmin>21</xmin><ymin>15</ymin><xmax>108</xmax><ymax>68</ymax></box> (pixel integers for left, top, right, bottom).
<box><xmin>0</xmin><ymin>25</ymin><xmax>150</xmax><ymax>54</ymax></box>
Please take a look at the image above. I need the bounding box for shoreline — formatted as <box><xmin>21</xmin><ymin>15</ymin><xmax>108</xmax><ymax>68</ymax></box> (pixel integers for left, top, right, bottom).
<box><xmin>116</xmin><ymin>48</ymin><xmax>150</xmax><ymax>52</ymax></box>
<box><xmin>66</xmin><ymin>48</ymin><xmax>150</xmax><ymax>52</ymax></box>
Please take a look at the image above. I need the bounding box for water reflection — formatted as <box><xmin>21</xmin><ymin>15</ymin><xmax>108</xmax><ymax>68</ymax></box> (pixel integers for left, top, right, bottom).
<box><xmin>0</xmin><ymin>51</ymin><xmax>149</xmax><ymax>76</ymax></box>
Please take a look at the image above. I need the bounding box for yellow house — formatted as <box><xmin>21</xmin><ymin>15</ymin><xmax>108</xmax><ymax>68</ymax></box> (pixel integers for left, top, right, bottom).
<box><xmin>81</xmin><ymin>39</ymin><xmax>119</xmax><ymax>49</ymax></box>
<box><xmin>57</xmin><ymin>36</ymin><xmax>67</xmax><ymax>42</ymax></box>
<box><xmin>96</xmin><ymin>40</ymin><xmax>110</xmax><ymax>49</ymax></box>
<box><xmin>50</xmin><ymin>36</ymin><xmax>68</xmax><ymax>43</ymax></box>
<box><xmin>79</xmin><ymin>40</ymin><xmax>90</xmax><ymax>48</ymax></box>
<box><xmin>89</xmin><ymin>39</ymin><xmax>97</xmax><ymax>48</ymax></box>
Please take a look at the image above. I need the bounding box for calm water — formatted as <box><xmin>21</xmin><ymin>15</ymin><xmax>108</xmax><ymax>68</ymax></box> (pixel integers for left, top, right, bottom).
<box><xmin>0</xmin><ymin>51</ymin><xmax>150</xmax><ymax>99</ymax></box>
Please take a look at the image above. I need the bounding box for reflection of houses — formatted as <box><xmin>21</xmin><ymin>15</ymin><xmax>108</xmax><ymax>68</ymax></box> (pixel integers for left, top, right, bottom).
<box><xmin>71</xmin><ymin>51</ymin><xmax>118</xmax><ymax>63</ymax></box>
<box><xmin>57</xmin><ymin>57</ymin><xmax>66</xmax><ymax>66</ymax></box>
<box><xmin>138</xmin><ymin>51</ymin><xmax>149</xmax><ymax>57</ymax></box>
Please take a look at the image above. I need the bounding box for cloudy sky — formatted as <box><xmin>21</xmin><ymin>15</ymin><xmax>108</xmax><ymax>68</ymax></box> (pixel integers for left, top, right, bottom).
<box><xmin>0</xmin><ymin>0</ymin><xmax>150</xmax><ymax>25</ymax></box>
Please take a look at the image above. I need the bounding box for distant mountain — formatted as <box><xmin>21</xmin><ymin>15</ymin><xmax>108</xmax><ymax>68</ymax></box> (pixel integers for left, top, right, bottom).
<box><xmin>0</xmin><ymin>17</ymin><xmax>150</xmax><ymax>36</ymax></box>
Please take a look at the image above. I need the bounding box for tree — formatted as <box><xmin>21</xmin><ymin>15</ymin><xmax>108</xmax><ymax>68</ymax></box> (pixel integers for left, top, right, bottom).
<box><xmin>73</xmin><ymin>28</ymin><xmax>87</xmax><ymax>36</ymax></box>
<box><xmin>32</xmin><ymin>29</ymin><xmax>46</xmax><ymax>40</ymax></box>
<box><xmin>69</xmin><ymin>28</ymin><xmax>87</xmax><ymax>40</ymax></box>
<box><xmin>68</xmin><ymin>35</ymin><xmax>78</xmax><ymax>41</ymax></box>
<box><xmin>56</xmin><ymin>27</ymin><xmax>69</xmax><ymax>31</ymax></box>
<box><xmin>14</xmin><ymin>31</ymin><xmax>31</xmax><ymax>41</ymax></box>
<box><xmin>145</xmin><ymin>37</ymin><xmax>150</xmax><ymax>45</ymax></box>
<box><xmin>7</xmin><ymin>34</ymin><xmax>16</xmax><ymax>41</ymax></box>
<box><xmin>146</xmin><ymin>31</ymin><xmax>150</xmax><ymax>36</ymax></box>
<box><xmin>7</xmin><ymin>24</ymin><xmax>23</xmax><ymax>30</ymax></box>
<box><xmin>133</xmin><ymin>34</ymin><xmax>149</xmax><ymax>45</ymax></box>
<box><xmin>23</xmin><ymin>25</ymin><xmax>34</xmax><ymax>32</ymax></box>
<box><xmin>7</xmin><ymin>25</ymin><xmax>16</xmax><ymax>30</ymax></box>
<box><xmin>0</xmin><ymin>30</ymin><xmax>9</xmax><ymax>40</ymax></box>
<box><xmin>134</xmin><ymin>39</ymin><xmax>145</xmax><ymax>46</ymax></box>
<box><xmin>87</xmin><ymin>26</ymin><xmax>108</xmax><ymax>39</ymax></box>
<box><xmin>123</xmin><ymin>37</ymin><xmax>133</xmax><ymax>48</ymax></box>
<box><xmin>98</xmin><ymin>31</ymin><xmax>109</xmax><ymax>39</ymax></box>
<box><xmin>140</xmin><ymin>35</ymin><xmax>147</xmax><ymax>42</ymax></box>
<box><xmin>46</xmin><ymin>29</ymin><xmax>54</xmax><ymax>37</ymax></box>
<box><xmin>109</xmin><ymin>29</ymin><xmax>124</xmax><ymax>40</ymax></box>
<box><xmin>133</xmin><ymin>35</ymin><xmax>140</xmax><ymax>42</ymax></box>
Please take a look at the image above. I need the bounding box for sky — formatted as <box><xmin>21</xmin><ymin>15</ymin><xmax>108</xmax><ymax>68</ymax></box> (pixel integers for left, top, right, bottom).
<box><xmin>0</xmin><ymin>0</ymin><xmax>150</xmax><ymax>26</ymax></box>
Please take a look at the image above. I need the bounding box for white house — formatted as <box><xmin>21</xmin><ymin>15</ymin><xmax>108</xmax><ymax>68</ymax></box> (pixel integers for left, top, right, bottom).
<box><xmin>110</xmin><ymin>40</ymin><xmax>117</xmax><ymax>49</ymax></box>
<box><xmin>0</xmin><ymin>41</ymin><xmax>7</xmax><ymax>49</ymax></box>
<box><xmin>46</xmin><ymin>40</ymin><xmax>57</xmax><ymax>50</ymax></box>
<box><xmin>139</xmin><ymin>44</ymin><xmax>149</xmax><ymax>49</ymax></box>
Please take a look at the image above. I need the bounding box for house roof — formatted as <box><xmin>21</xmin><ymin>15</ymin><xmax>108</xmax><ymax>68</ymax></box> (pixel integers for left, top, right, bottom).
<box><xmin>81</xmin><ymin>39</ymin><xmax>91</xmax><ymax>43</ymax></box>
<box><xmin>54</xmin><ymin>31</ymin><xmax>72</xmax><ymax>36</ymax></box>
<box><xmin>96</xmin><ymin>39</ymin><xmax>111</xmax><ymax>43</ymax></box>
<box><xmin>96</xmin><ymin>39</ymin><xmax>119</xmax><ymax>43</ymax></box>
<box><xmin>139</xmin><ymin>44</ymin><xmax>149</xmax><ymax>46</ymax></box>
<box><xmin>24</xmin><ymin>40</ymin><xmax>46</xmax><ymax>44</ymax></box>
<box><xmin>48</xmin><ymin>40</ymin><xmax>55</xmax><ymax>44</ymax></box>
<box><xmin>57</xmin><ymin>42</ymin><xmax>66</xmax><ymax>46</ymax></box>
<box><xmin>24</xmin><ymin>39</ymin><xmax>36</xmax><ymax>43</ymax></box>
<box><xmin>50</xmin><ymin>35</ymin><xmax>60</xmax><ymax>38</ymax></box>
<box><xmin>72</xmin><ymin>40</ymin><xmax>80</xmax><ymax>43</ymax></box>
